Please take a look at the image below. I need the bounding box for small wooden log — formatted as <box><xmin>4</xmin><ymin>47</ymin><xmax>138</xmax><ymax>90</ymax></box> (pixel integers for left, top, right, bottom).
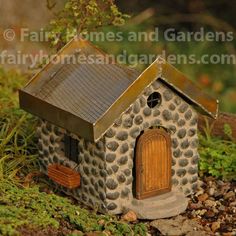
<box><xmin>198</xmin><ymin>112</ymin><xmax>236</xmax><ymax>140</ymax></box>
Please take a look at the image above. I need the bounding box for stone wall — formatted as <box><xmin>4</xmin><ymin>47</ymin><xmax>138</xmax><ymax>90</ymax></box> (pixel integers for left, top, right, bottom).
<box><xmin>104</xmin><ymin>79</ymin><xmax>199</xmax><ymax>214</ymax></box>
<box><xmin>37</xmin><ymin>120</ymin><xmax>107</xmax><ymax>212</ymax></box>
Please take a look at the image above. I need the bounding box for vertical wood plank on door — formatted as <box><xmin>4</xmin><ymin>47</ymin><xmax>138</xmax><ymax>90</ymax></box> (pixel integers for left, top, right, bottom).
<box><xmin>136</xmin><ymin>129</ymin><xmax>171</xmax><ymax>199</ymax></box>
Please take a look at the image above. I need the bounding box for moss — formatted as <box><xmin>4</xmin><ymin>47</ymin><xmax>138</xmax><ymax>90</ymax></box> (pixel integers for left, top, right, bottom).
<box><xmin>0</xmin><ymin>180</ymin><xmax>147</xmax><ymax>235</ymax></box>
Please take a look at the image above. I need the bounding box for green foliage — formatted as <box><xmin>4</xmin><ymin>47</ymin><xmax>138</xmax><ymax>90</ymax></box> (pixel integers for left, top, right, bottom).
<box><xmin>199</xmin><ymin>122</ymin><xmax>236</xmax><ymax>181</ymax></box>
<box><xmin>0</xmin><ymin>180</ymin><xmax>147</xmax><ymax>235</ymax></box>
<box><xmin>0</xmin><ymin>68</ymin><xmax>38</xmax><ymax>180</ymax></box>
<box><xmin>49</xmin><ymin>0</ymin><xmax>129</xmax><ymax>47</ymax></box>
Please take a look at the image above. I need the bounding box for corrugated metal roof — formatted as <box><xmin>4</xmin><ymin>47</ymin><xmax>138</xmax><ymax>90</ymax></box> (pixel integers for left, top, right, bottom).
<box><xmin>19</xmin><ymin>37</ymin><xmax>218</xmax><ymax>142</ymax></box>
<box><xmin>35</xmin><ymin>61</ymin><xmax>139</xmax><ymax>124</ymax></box>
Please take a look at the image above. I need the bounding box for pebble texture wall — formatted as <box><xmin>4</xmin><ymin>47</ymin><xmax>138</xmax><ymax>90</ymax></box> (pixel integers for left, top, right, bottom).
<box><xmin>37</xmin><ymin>78</ymin><xmax>199</xmax><ymax>215</ymax></box>
<box><xmin>104</xmin><ymin>79</ymin><xmax>199</xmax><ymax>214</ymax></box>
<box><xmin>37</xmin><ymin>121</ymin><xmax>108</xmax><ymax>213</ymax></box>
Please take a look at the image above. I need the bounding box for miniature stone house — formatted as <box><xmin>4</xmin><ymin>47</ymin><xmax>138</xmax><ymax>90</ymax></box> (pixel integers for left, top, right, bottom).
<box><xmin>19</xmin><ymin>37</ymin><xmax>218</xmax><ymax>219</ymax></box>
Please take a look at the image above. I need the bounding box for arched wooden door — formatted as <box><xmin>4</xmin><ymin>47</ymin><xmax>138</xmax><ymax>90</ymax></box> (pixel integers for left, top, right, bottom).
<box><xmin>135</xmin><ymin>128</ymin><xmax>171</xmax><ymax>200</ymax></box>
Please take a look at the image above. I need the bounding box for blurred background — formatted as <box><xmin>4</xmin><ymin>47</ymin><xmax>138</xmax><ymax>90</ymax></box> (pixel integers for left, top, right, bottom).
<box><xmin>0</xmin><ymin>0</ymin><xmax>235</xmax><ymax>113</ymax></box>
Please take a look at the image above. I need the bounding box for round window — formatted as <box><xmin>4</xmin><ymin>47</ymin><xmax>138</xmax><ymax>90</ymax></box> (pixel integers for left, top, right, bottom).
<box><xmin>147</xmin><ymin>92</ymin><xmax>162</xmax><ymax>108</ymax></box>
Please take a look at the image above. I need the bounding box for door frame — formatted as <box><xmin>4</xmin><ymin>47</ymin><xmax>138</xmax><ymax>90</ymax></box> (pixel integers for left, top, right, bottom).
<box><xmin>135</xmin><ymin>128</ymin><xmax>172</xmax><ymax>200</ymax></box>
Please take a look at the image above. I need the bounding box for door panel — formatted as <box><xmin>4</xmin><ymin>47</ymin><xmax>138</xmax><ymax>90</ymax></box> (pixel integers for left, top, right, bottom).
<box><xmin>136</xmin><ymin>128</ymin><xmax>171</xmax><ymax>199</ymax></box>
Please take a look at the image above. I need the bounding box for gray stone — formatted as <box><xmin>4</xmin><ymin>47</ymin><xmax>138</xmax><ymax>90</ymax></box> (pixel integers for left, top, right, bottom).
<box><xmin>89</xmin><ymin>187</ymin><xmax>95</xmax><ymax>195</ymax></box>
<box><xmin>126</xmin><ymin>177</ymin><xmax>133</xmax><ymax>185</ymax></box>
<box><xmin>152</xmin><ymin>80</ymin><xmax>161</xmax><ymax>89</ymax></box>
<box><xmin>53</xmin><ymin>126</ymin><xmax>61</xmax><ymax>136</ymax></box>
<box><xmin>171</xmin><ymin>169</ymin><xmax>175</xmax><ymax>176</ymax></box>
<box><xmin>107</xmin><ymin>202</ymin><xmax>117</xmax><ymax>210</ymax></box>
<box><xmin>173</xmin><ymin>113</ymin><xmax>179</xmax><ymax>122</ymax></box>
<box><xmin>153</xmin><ymin>109</ymin><xmax>160</xmax><ymax>117</ymax></box>
<box><xmin>106</xmin><ymin>179</ymin><xmax>118</xmax><ymax>190</ymax></box>
<box><xmin>98</xmin><ymin>179</ymin><xmax>104</xmax><ymax>188</ymax></box>
<box><xmin>191</xmin><ymin>139</ymin><xmax>198</xmax><ymax>148</ymax></box>
<box><xmin>144</xmin><ymin>87</ymin><xmax>152</xmax><ymax>96</ymax></box>
<box><xmin>49</xmin><ymin>135</ymin><xmax>55</xmax><ymax>144</ymax></box>
<box><xmin>83</xmin><ymin>166</ymin><xmax>90</xmax><ymax>175</ymax></box>
<box><xmin>130</xmin><ymin>127</ymin><xmax>140</xmax><ymax>139</ymax></box>
<box><xmin>143</xmin><ymin>122</ymin><xmax>149</xmax><ymax>129</ymax></box>
<box><xmin>46</xmin><ymin>122</ymin><xmax>52</xmax><ymax>132</ymax></box>
<box><xmin>174</xmin><ymin>97</ymin><xmax>181</xmax><ymax>105</ymax></box>
<box><xmin>179</xmin><ymin>159</ymin><xmax>189</xmax><ymax>167</ymax></box>
<box><xmin>99</xmin><ymin>192</ymin><xmax>106</xmax><ymax>201</ymax></box>
<box><xmin>106</xmin><ymin>141</ymin><xmax>119</xmax><ymax>151</ymax></box>
<box><xmin>43</xmin><ymin>149</ymin><xmax>49</xmax><ymax>157</ymax></box>
<box><xmin>162</xmin><ymin>110</ymin><xmax>172</xmax><ymax>121</ymax></box>
<box><xmin>191</xmin><ymin>155</ymin><xmax>199</xmax><ymax>164</ymax></box>
<box><xmin>111</xmin><ymin>165</ymin><xmax>119</xmax><ymax>173</ymax></box>
<box><xmin>82</xmin><ymin>177</ymin><xmax>89</xmax><ymax>185</ymax></box>
<box><xmin>118</xmin><ymin>156</ymin><xmax>128</xmax><ymax>165</ymax></box>
<box><xmin>178</xmin><ymin>103</ymin><xmax>188</xmax><ymax>113</ymax></box>
<box><xmin>117</xmin><ymin>174</ymin><xmax>126</xmax><ymax>183</ymax></box>
<box><xmin>123</xmin><ymin>169</ymin><xmax>131</xmax><ymax>176</ymax></box>
<box><xmin>177</xmin><ymin>119</ymin><xmax>186</xmax><ymax>127</ymax></box>
<box><xmin>133</xmin><ymin>101</ymin><xmax>140</xmax><ymax>114</ymax></box>
<box><xmin>96</xmin><ymin>141</ymin><xmax>104</xmax><ymax>150</ymax></box>
<box><xmin>181</xmin><ymin>140</ymin><xmax>190</xmax><ymax>149</ymax></box>
<box><xmin>163</xmin><ymin>90</ymin><xmax>173</xmax><ymax>101</ymax></box>
<box><xmin>114</xmin><ymin>118</ymin><xmax>122</xmax><ymax>127</ymax></box>
<box><xmin>139</xmin><ymin>96</ymin><xmax>146</xmax><ymax>107</ymax></box>
<box><xmin>94</xmin><ymin>150</ymin><xmax>105</xmax><ymax>160</ymax></box>
<box><xmin>188</xmin><ymin>167</ymin><xmax>197</xmax><ymax>175</ymax></box>
<box><xmin>48</xmin><ymin>145</ymin><xmax>54</xmax><ymax>154</ymax></box>
<box><xmin>151</xmin><ymin>119</ymin><xmax>161</xmax><ymax>127</ymax></box>
<box><xmin>100</xmin><ymin>170</ymin><xmax>107</xmax><ymax>177</ymax></box>
<box><xmin>190</xmin><ymin>117</ymin><xmax>198</xmax><ymax>126</ymax></box>
<box><xmin>52</xmin><ymin>155</ymin><xmax>58</xmax><ymax>163</ymax></box>
<box><xmin>177</xmin><ymin>169</ymin><xmax>187</xmax><ymax>177</ymax></box>
<box><xmin>171</xmin><ymin>138</ymin><xmax>178</xmax><ymax>148</ymax></box>
<box><xmin>120</xmin><ymin>143</ymin><xmax>129</xmax><ymax>154</ymax></box>
<box><xmin>143</xmin><ymin>107</ymin><xmax>151</xmax><ymax>116</ymax></box>
<box><xmin>172</xmin><ymin>179</ymin><xmax>179</xmax><ymax>185</ymax></box>
<box><xmin>123</xmin><ymin>117</ymin><xmax>133</xmax><ymax>128</ymax></box>
<box><xmin>177</xmin><ymin>129</ymin><xmax>186</xmax><ymax>139</ymax></box>
<box><xmin>168</xmin><ymin>125</ymin><xmax>176</xmax><ymax>134</ymax></box>
<box><xmin>181</xmin><ymin>178</ymin><xmax>188</xmax><ymax>185</ymax></box>
<box><xmin>134</xmin><ymin>115</ymin><xmax>143</xmax><ymax>125</ymax></box>
<box><xmin>184</xmin><ymin>188</ymin><xmax>191</xmax><ymax>195</ymax></box>
<box><xmin>92</xmin><ymin>159</ymin><xmax>97</xmax><ymax>166</ymax></box>
<box><xmin>188</xmin><ymin>128</ymin><xmax>196</xmax><ymax>137</ymax></box>
<box><xmin>106</xmin><ymin>192</ymin><xmax>120</xmax><ymax>200</ymax></box>
<box><xmin>43</xmin><ymin>138</ymin><xmax>49</xmax><ymax>146</ymax></box>
<box><xmin>116</xmin><ymin>131</ymin><xmax>128</xmax><ymax>141</ymax></box>
<box><xmin>84</xmin><ymin>153</ymin><xmax>90</xmax><ymax>164</ymax></box>
<box><xmin>106</xmin><ymin>153</ymin><xmax>116</xmax><ymax>163</ymax></box>
<box><xmin>191</xmin><ymin>175</ymin><xmax>198</xmax><ymax>183</ymax></box>
<box><xmin>184</xmin><ymin>110</ymin><xmax>192</xmax><ymax>120</ymax></box>
<box><xmin>121</xmin><ymin>188</ymin><xmax>130</xmax><ymax>198</ymax></box>
<box><xmin>91</xmin><ymin>168</ymin><xmax>98</xmax><ymax>176</ymax></box>
<box><xmin>172</xmin><ymin>159</ymin><xmax>176</xmax><ymax>166</ymax></box>
<box><xmin>173</xmin><ymin>149</ymin><xmax>182</xmax><ymax>158</ymax></box>
<box><xmin>105</xmin><ymin>128</ymin><xmax>116</xmax><ymax>138</ymax></box>
<box><xmin>107</xmin><ymin>168</ymin><xmax>113</xmax><ymax>175</ymax></box>
<box><xmin>169</xmin><ymin>103</ymin><xmax>176</xmax><ymax>111</ymax></box>
<box><xmin>184</xmin><ymin>150</ymin><xmax>193</xmax><ymax>158</ymax></box>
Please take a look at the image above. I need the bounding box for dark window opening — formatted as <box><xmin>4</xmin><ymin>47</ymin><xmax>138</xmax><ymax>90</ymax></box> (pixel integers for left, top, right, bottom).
<box><xmin>64</xmin><ymin>134</ymin><xmax>79</xmax><ymax>163</ymax></box>
<box><xmin>147</xmin><ymin>92</ymin><xmax>162</xmax><ymax>108</ymax></box>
